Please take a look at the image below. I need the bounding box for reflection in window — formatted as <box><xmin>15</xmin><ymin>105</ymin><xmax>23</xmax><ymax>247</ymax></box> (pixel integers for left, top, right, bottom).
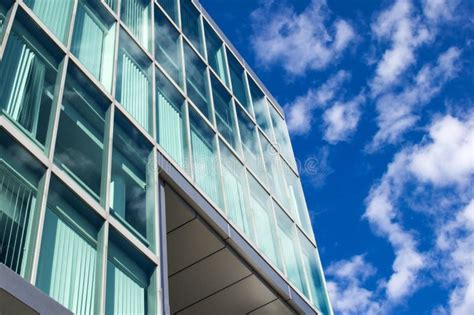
<box><xmin>71</xmin><ymin>1</ymin><xmax>116</xmax><ymax>92</ymax></box>
<box><xmin>259</xmin><ymin>132</ymin><xmax>285</xmax><ymax>200</ymax></box>
<box><xmin>116</xmin><ymin>32</ymin><xmax>151</xmax><ymax>131</ymax></box>
<box><xmin>248</xmin><ymin>174</ymin><xmax>281</xmax><ymax>269</ymax></box>
<box><xmin>121</xmin><ymin>0</ymin><xmax>151</xmax><ymax>50</ymax></box>
<box><xmin>155</xmin><ymin>9</ymin><xmax>182</xmax><ymax>87</ymax></box>
<box><xmin>184</xmin><ymin>43</ymin><xmax>210</xmax><ymax>118</ymax></box>
<box><xmin>157</xmin><ymin>0</ymin><xmax>179</xmax><ymax>25</ymax></box>
<box><xmin>54</xmin><ymin>71</ymin><xmax>107</xmax><ymax>201</ymax></box>
<box><xmin>0</xmin><ymin>135</ymin><xmax>43</xmax><ymax>277</ymax></box>
<box><xmin>282</xmin><ymin>162</ymin><xmax>313</xmax><ymax>237</ymax></box>
<box><xmin>24</xmin><ymin>0</ymin><xmax>74</xmax><ymax>43</ymax></box>
<box><xmin>156</xmin><ymin>68</ymin><xmax>186</xmax><ymax>168</ymax></box>
<box><xmin>249</xmin><ymin>79</ymin><xmax>272</xmax><ymax>138</ymax></box>
<box><xmin>269</xmin><ymin>104</ymin><xmax>297</xmax><ymax>169</ymax></box>
<box><xmin>212</xmin><ymin>77</ymin><xmax>236</xmax><ymax>149</ymax></box>
<box><xmin>275</xmin><ymin>204</ymin><xmax>306</xmax><ymax>294</ymax></box>
<box><xmin>181</xmin><ymin>0</ymin><xmax>203</xmax><ymax>55</ymax></box>
<box><xmin>189</xmin><ymin>108</ymin><xmax>222</xmax><ymax>208</ymax></box>
<box><xmin>299</xmin><ymin>233</ymin><xmax>332</xmax><ymax>314</ymax></box>
<box><xmin>220</xmin><ymin>143</ymin><xmax>249</xmax><ymax>235</ymax></box>
<box><xmin>0</xmin><ymin>4</ymin><xmax>5</xmax><ymax>33</ymax></box>
<box><xmin>0</xmin><ymin>30</ymin><xmax>56</xmax><ymax>146</ymax></box>
<box><xmin>110</xmin><ymin>115</ymin><xmax>153</xmax><ymax>243</ymax></box>
<box><xmin>106</xmin><ymin>240</ymin><xmax>151</xmax><ymax>315</ymax></box>
<box><xmin>37</xmin><ymin>181</ymin><xmax>100</xmax><ymax>315</ymax></box>
<box><xmin>228</xmin><ymin>53</ymin><xmax>251</xmax><ymax>114</ymax></box>
<box><xmin>237</xmin><ymin>108</ymin><xmax>265</xmax><ymax>182</ymax></box>
<box><xmin>205</xmin><ymin>23</ymin><xmax>228</xmax><ymax>86</ymax></box>
<box><xmin>104</xmin><ymin>0</ymin><xmax>118</xmax><ymax>12</ymax></box>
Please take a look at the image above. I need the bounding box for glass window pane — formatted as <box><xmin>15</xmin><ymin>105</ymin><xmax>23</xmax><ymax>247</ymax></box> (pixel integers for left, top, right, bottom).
<box><xmin>249</xmin><ymin>79</ymin><xmax>272</xmax><ymax>138</ymax></box>
<box><xmin>156</xmin><ymin>68</ymin><xmax>186</xmax><ymax>168</ymax></box>
<box><xmin>155</xmin><ymin>8</ymin><xmax>182</xmax><ymax>87</ymax></box>
<box><xmin>189</xmin><ymin>108</ymin><xmax>222</xmax><ymax>208</ymax></box>
<box><xmin>184</xmin><ymin>43</ymin><xmax>210</xmax><ymax>119</ymax></box>
<box><xmin>121</xmin><ymin>0</ymin><xmax>151</xmax><ymax>50</ymax></box>
<box><xmin>211</xmin><ymin>76</ymin><xmax>236</xmax><ymax>149</ymax></box>
<box><xmin>110</xmin><ymin>114</ymin><xmax>153</xmax><ymax>244</ymax></box>
<box><xmin>157</xmin><ymin>0</ymin><xmax>178</xmax><ymax>25</ymax></box>
<box><xmin>106</xmin><ymin>239</ymin><xmax>151</xmax><ymax>315</ymax></box>
<box><xmin>0</xmin><ymin>28</ymin><xmax>57</xmax><ymax>147</ymax></box>
<box><xmin>282</xmin><ymin>161</ymin><xmax>313</xmax><ymax>236</ymax></box>
<box><xmin>237</xmin><ymin>108</ymin><xmax>266</xmax><ymax>181</ymax></box>
<box><xmin>37</xmin><ymin>179</ymin><xmax>101</xmax><ymax>314</ymax></box>
<box><xmin>269</xmin><ymin>104</ymin><xmax>297</xmax><ymax>169</ymax></box>
<box><xmin>259</xmin><ymin>132</ymin><xmax>285</xmax><ymax>200</ymax></box>
<box><xmin>180</xmin><ymin>0</ymin><xmax>203</xmax><ymax>55</ymax></box>
<box><xmin>104</xmin><ymin>0</ymin><xmax>118</xmax><ymax>12</ymax></box>
<box><xmin>299</xmin><ymin>232</ymin><xmax>332</xmax><ymax>314</ymax></box>
<box><xmin>54</xmin><ymin>68</ymin><xmax>108</xmax><ymax>201</ymax></box>
<box><xmin>220</xmin><ymin>142</ymin><xmax>250</xmax><ymax>235</ymax></box>
<box><xmin>0</xmin><ymin>133</ymin><xmax>44</xmax><ymax>276</ymax></box>
<box><xmin>248</xmin><ymin>174</ymin><xmax>281</xmax><ymax>269</ymax></box>
<box><xmin>205</xmin><ymin>23</ymin><xmax>228</xmax><ymax>86</ymax></box>
<box><xmin>24</xmin><ymin>0</ymin><xmax>74</xmax><ymax>43</ymax></box>
<box><xmin>0</xmin><ymin>4</ymin><xmax>6</xmax><ymax>33</ymax></box>
<box><xmin>116</xmin><ymin>31</ymin><xmax>152</xmax><ymax>132</ymax></box>
<box><xmin>275</xmin><ymin>204</ymin><xmax>306</xmax><ymax>294</ymax></box>
<box><xmin>228</xmin><ymin>54</ymin><xmax>251</xmax><ymax>114</ymax></box>
<box><xmin>71</xmin><ymin>1</ymin><xmax>116</xmax><ymax>92</ymax></box>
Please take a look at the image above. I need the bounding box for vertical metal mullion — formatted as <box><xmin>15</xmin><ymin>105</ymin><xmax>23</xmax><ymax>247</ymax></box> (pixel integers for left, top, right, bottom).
<box><xmin>158</xmin><ymin>179</ymin><xmax>170</xmax><ymax>315</ymax></box>
<box><xmin>94</xmin><ymin>221</ymin><xmax>109</xmax><ymax>315</ymax></box>
<box><xmin>25</xmin><ymin>168</ymin><xmax>51</xmax><ymax>284</ymax></box>
<box><xmin>231</xmin><ymin>98</ymin><xmax>244</xmax><ymax>158</ymax></box>
<box><xmin>183</xmin><ymin>101</ymin><xmax>193</xmax><ymax>177</ymax></box>
<box><xmin>101</xmin><ymin>105</ymin><xmax>115</xmax><ymax>210</ymax></box>
<box><xmin>110</xmin><ymin>8</ymin><xmax>121</xmax><ymax>99</ymax></box>
<box><xmin>213</xmin><ymin>137</ymin><xmax>226</xmax><ymax>214</ymax></box>
<box><xmin>0</xmin><ymin>2</ymin><xmax>18</xmax><ymax>59</ymax></box>
<box><xmin>242</xmin><ymin>70</ymin><xmax>254</xmax><ymax>118</ymax></box>
<box><xmin>222</xmin><ymin>45</ymin><xmax>231</xmax><ymax>89</ymax></box>
<box><xmin>150</xmin><ymin>1</ymin><xmax>157</xmax><ymax>141</ymax></box>
<box><xmin>206</xmin><ymin>67</ymin><xmax>216</xmax><ymax>127</ymax></box>
<box><xmin>65</xmin><ymin>0</ymin><xmax>80</xmax><ymax>51</ymax></box>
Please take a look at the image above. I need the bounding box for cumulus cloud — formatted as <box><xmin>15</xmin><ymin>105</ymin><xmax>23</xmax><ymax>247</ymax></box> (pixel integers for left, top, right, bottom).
<box><xmin>368</xmin><ymin>47</ymin><xmax>461</xmax><ymax>150</ymax></box>
<box><xmin>323</xmin><ymin>94</ymin><xmax>365</xmax><ymax>143</ymax></box>
<box><xmin>362</xmin><ymin>113</ymin><xmax>474</xmax><ymax>309</ymax></box>
<box><xmin>250</xmin><ymin>0</ymin><xmax>355</xmax><ymax>76</ymax></box>
<box><xmin>286</xmin><ymin>70</ymin><xmax>350</xmax><ymax>135</ymax></box>
<box><xmin>370</xmin><ymin>0</ymin><xmax>431</xmax><ymax>94</ymax></box>
<box><xmin>326</xmin><ymin>255</ymin><xmax>382</xmax><ymax>315</ymax></box>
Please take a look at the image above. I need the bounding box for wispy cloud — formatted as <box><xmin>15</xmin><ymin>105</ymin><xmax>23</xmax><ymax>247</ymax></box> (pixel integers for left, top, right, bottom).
<box><xmin>368</xmin><ymin>47</ymin><xmax>462</xmax><ymax>151</ymax></box>
<box><xmin>250</xmin><ymin>0</ymin><xmax>355</xmax><ymax>76</ymax></box>
<box><xmin>286</xmin><ymin>70</ymin><xmax>350</xmax><ymax>135</ymax></box>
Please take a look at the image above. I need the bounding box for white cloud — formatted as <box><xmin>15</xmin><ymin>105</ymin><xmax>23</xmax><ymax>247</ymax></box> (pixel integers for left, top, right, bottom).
<box><xmin>363</xmin><ymin>113</ymin><xmax>474</xmax><ymax>309</ymax></box>
<box><xmin>286</xmin><ymin>70</ymin><xmax>350</xmax><ymax>135</ymax></box>
<box><xmin>326</xmin><ymin>255</ymin><xmax>382</xmax><ymax>315</ymax></box>
<box><xmin>422</xmin><ymin>0</ymin><xmax>461</xmax><ymax>22</ymax></box>
<box><xmin>323</xmin><ymin>94</ymin><xmax>365</xmax><ymax>144</ymax></box>
<box><xmin>250</xmin><ymin>0</ymin><xmax>355</xmax><ymax>76</ymax></box>
<box><xmin>370</xmin><ymin>0</ymin><xmax>431</xmax><ymax>94</ymax></box>
<box><xmin>369</xmin><ymin>47</ymin><xmax>461</xmax><ymax>150</ymax></box>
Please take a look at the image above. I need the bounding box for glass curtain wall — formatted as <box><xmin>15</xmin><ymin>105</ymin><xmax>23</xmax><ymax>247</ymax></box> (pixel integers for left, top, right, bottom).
<box><xmin>269</xmin><ymin>104</ymin><xmax>297</xmax><ymax>169</ymax></box>
<box><xmin>180</xmin><ymin>0</ymin><xmax>203</xmax><ymax>55</ymax></box>
<box><xmin>0</xmin><ymin>3</ymin><xmax>6</xmax><ymax>33</ymax></box>
<box><xmin>299</xmin><ymin>232</ymin><xmax>332</xmax><ymax>314</ymax></box>
<box><xmin>157</xmin><ymin>0</ymin><xmax>179</xmax><ymax>25</ymax></box>
<box><xmin>110</xmin><ymin>115</ymin><xmax>154</xmax><ymax>244</ymax></box>
<box><xmin>227</xmin><ymin>53</ymin><xmax>251</xmax><ymax>115</ymax></box>
<box><xmin>211</xmin><ymin>76</ymin><xmax>236</xmax><ymax>149</ymax></box>
<box><xmin>0</xmin><ymin>134</ymin><xmax>44</xmax><ymax>277</ymax></box>
<box><xmin>220</xmin><ymin>142</ymin><xmax>250</xmax><ymax>235</ymax></box>
<box><xmin>0</xmin><ymin>26</ymin><xmax>57</xmax><ymax>147</ymax></box>
<box><xmin>156</xmin><ymin>68</ymin><xmax>186</xmax><ymax>168</ymax></box>
<box><xmin>54</xmin><ymin>69</ymin><xmax>108</xmax><ymax>201</ymax></box>
<box><xmin>249</xmin><ymin>79</ymin><xmax>273</xmax><ymax>139</ymax></box>
<box><xmin>189</xmin><ymin>108</ymin><xmax>222</xmax><ymax>208</ymax></box>
<box><xmin>184</xmin><ymin>43</ymin><xmax>210</xmax><ymax>119</ymax></box>
<box><xmin>204</xmin><ymin>22</ymin><xmax>228</xmax><ymax>87</ymax></box>
<box><xmin>155</xmin><ymin>8</ymin><xmax>183</xmax><ymax>88</ymax></box>
<box><xmin>24</xmin><ymin>0</ymin><xmax>74</xmax><ymax>43</ymax></box>
<box><xmin>71</xmin><ymin>0</ymin><xmax>116</xmax><ymax>92</ymax></box>
<box><xmin>121</xmin><ymin>0</ymin><xmax>151</xmax><ymax>51</ymax></box>
<box><xmin>36</xmin><ymin>180</ymin><xmax>101</xmax><ymax>315</ymax></box>
<box><xmin>106</xmin><ymin>240</ymin><xmax>150</xmax><ymax>315</ymax></box>
<box><xmin>259</xmin><ymin>132</ymin><xmax>285</xmax><ymax>200</ymax></box>
<box><xmin>248</xmin><ymin>174</ymin><xmax>281</xmax><ymax>269</ymax></box>
<box><xmin>116</xmin><ymin>31</ymin><xmax>152</xmax><ymax>132</ymax></box>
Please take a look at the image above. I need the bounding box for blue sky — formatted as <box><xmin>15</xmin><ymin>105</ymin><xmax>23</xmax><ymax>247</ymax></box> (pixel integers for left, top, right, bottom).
<box><xmin>199</xmin><ymin>0</ymin><xmax>473</xmax><ymax>314</ymax></box>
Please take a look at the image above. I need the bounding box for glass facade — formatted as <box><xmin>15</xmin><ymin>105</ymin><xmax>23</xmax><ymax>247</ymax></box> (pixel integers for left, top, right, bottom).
<box><xmin>0</xmin><ymin>1</ymin><xmax>332</xmax><ymax>314</ymax></box>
